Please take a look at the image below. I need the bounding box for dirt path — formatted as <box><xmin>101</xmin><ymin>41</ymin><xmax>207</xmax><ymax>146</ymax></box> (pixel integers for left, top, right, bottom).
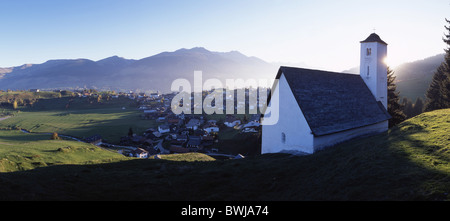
<box><xmin>0</xmin><ymin>116</ymin><xmax>11</xmax><ymax>121</ymax></box>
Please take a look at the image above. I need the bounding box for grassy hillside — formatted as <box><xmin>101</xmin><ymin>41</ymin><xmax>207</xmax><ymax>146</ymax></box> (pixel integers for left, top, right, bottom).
<box><xmin>0</xmin><ymin>109</ymin><xmax>449</xmax><ymax>200</ymax></box>
<box><xmin>0</xmin><ymin>130</ymin><xmax>128</xmax><ymax>172</ymax></box>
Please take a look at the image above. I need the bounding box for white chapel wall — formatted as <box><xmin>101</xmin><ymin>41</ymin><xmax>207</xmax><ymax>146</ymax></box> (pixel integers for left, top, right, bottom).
<box><xmin>261</xmin><ymin>73</ymin><xmax>314</xmax><ymax>154</ymax></box>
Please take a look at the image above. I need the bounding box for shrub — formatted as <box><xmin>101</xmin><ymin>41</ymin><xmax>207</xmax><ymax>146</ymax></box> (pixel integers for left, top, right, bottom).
<box><xmin>51</xmin><ymin>132</ymin><xmax>60</xmax><ymax>140</ymax></box>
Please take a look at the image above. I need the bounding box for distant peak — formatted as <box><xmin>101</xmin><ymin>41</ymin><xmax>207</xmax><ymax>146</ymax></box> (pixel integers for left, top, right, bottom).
<box><xmin>224</xmin><ymin>50</ymin><xmax>245</xmax><ymax>56</ymax></box>
<box><xmin>20</xmin><ymin>64</ymin><xmax>33</xmax><ymax>69</ymax></box>
<box><xmin>97</xmin><ymin>55</ymin><xmax>123</xmax><ymax>61</ymax></box>
<box><xmin>175</xmin><ymin>47</ymin><xmax>210</xmax><ymax>53</ymax></box>
<box><xmin>191</xmin><ymin>47</ymin><xmax>208</xmax><ymax>51</ymax></box>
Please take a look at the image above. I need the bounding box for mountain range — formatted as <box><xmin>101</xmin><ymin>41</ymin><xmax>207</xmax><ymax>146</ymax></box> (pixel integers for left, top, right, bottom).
<box><xmin>0</xmin><ymin>47</ymin><xmax>445</xmax><ymax>100</ymax></box>
<box><xmin>0</xmin><ymin>47</ymin><xmax>277</xmax><ymax>93</ymax></box>
<box><xmin>392</xmin><ymin>54</ymin><xmax>444</xmax><ymax>101</ymax></box>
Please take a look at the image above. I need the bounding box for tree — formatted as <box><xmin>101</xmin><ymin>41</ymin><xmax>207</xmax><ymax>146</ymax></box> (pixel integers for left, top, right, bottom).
<box><xmin>402</xmin><ymin>98</ymin><xmax>414</xmax><ymax>118</ymax></box>
<box><xmin>412</xmin><ymin>97</ymin><xmax>424</xmax><ymax>117</ymax></box>
<box><xmin>425</xmin><ymin>18</ymin><xmax>450</xmax><ymax>111</ymax></box>
<box><xmin>12</xmin><ymin>100</ymin><xmax>18</xmax><ymax>110</ymax></box>
<box><xmin>402</xmin><ymin>97</ymin><xmax>424</xmax><ymax>119</ymax></box>
<box><xmin>387</xmin><ymin>67</ymin><xmax>406</xmax><ymax>127</ymax></box>
<box><xmin>128</xmin><ymin>127</ymin><xmax>134</xmax><ymax>137</ymax></box>
<box><xmin>50</xmin><ymin>132</ymin><xmax>60</xmax><ymax>140</ymax></box>
<box><xmin>425</xmin><ymin>62</ymin><xmax>448</xmax><ymax>111</ymax></box>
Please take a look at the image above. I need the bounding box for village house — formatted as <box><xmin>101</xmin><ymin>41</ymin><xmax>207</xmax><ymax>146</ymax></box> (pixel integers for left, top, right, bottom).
<box><xmin>207</xmin><ymin>119</ymin><xmax>217</xmax><ymax>125</ymax></box>
<box><xmin>185</xmin><ymin>118</ymin><xmax>201</xmax><ymax>130</ymax></box>
<box><xmin>142</xmin><ymin>138</ymin><xmax>155</xmax><ymax>147</ymax></box>
<box><xmin>156</xmin><ymin>116</ymin><xmax>166</xmax><ymax>123</ymax></box>
<box><xmin>175</xmin><ymin>134</ymin><xmax>188</xmax><ymax>142</ymax></box>
<box><xmin>138</xmin><ymin>92</ymin><xmax>147</xmax><ymax>99</ymax></box>
<box><xmin>200</xmin><ymin>135</ymin><xmax>215</xmax><ymax>147</ymax></box>
<box><xmin>186</xmin><ymin>136</ymin><xmax>202</xmax><ymax>148</ymax></box>
<box><xmin>242</xmin><ymin>121</ymin><xmax>260</xmax><ymax>128</ymax></box>
<box><xmin>249</xmin><ymin>114</ymin><xmax>261</xmax><ymax>123</ymax></box>
<box><xmin>129</xmin><ymin>148</ymin><xmax>149</xmax><ymax>158</ymax></box>
<box><xmin>177</xmin><ymin>128</ymin><xmax>190</xmax><ymax>136</ymax></box>
<box><xmin>224</xmin><ymin>115</ymin><xmax>241</xmax><ymax>127</ymax></box>
<box><xmin>150</xmin><ymin>92</ymin><xmax>160</xmax><ymax>99</ymax></box>
<box><xmin>262</xmin><ymin>33</ymin><xmax>391</xmax><ymax>155</ymax></box>
<box><xmin>158</xmin><ymin>124</ymin><xmax>171</xmax><ymax>134</ymax></box>
<box><xmin>167</xmin><ymin>118</ymin><xmax>181</xmax><ymax>125</ymax></box>
<box><xmin>242</xmin><ymin>127</ymin><xmax>258</xmax><ymax>133</ymax></box>
<box><xmin>203</xmin><ymin>123</ymin><xmax>219</xmax><ymax>133</ymax></box>
<box><xmin>84</xmin><ymin>134</ymin><xmax>102</xmax><ymax>146</ymax></box>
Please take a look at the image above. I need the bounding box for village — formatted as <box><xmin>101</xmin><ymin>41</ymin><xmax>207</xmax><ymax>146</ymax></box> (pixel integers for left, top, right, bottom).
<box><xmin>76</xmin><ymin>89</ymin><xmax>264</xmax><ymax>159</ymax></box>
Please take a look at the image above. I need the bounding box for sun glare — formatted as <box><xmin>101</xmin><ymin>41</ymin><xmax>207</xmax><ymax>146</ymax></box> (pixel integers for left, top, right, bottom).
<box><xmin>383</xmin><ymin>56</ymin><xmax>391</xmax><ymax>67</ymax></box>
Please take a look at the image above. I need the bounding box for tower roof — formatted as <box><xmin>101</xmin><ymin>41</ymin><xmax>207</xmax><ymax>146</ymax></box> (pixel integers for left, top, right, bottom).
<box><xmin>360</xmin><ymin>33</ymin><xmax>388</xmax><ymax>45</ymax></box>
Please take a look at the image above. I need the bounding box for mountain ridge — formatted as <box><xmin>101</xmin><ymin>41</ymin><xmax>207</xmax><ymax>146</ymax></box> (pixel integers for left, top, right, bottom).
<box><xmin>0</xmin><ymin>47</ymin><xmax>277</xmax><ymax>92</ymax></box>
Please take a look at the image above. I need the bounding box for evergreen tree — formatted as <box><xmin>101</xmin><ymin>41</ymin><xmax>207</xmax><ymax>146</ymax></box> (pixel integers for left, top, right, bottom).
<box><xmin>412</xmin><ymin>97</ymin><xmax>424</xmax><ymax>117</ymax></box>
<box><xmin>402</xmin><ymin>98</ymin><xmax>414</xmax><ymax>118</ymax></box>
<box><xmin>425</xmin><ymin>18</ymin><xmax>450</xmax><ymax>111</ymax></box>
<box><xmin>425</xmin><ymin>62</ymin><xmax>448</xmax><ymax>111</ymax></box>
<box><xmin>387</xmin><ymin>67</ymin><xmax>406</xmax><ymax>127</ymax></box>
<box><xmin>128</xmin><ymin>127</ymin><xmax>134</xmax><ymax>137</ymax></box>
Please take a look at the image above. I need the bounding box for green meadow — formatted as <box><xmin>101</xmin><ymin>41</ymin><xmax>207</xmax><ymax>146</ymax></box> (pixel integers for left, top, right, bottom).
<box><xmin>0</xmin><ymin>96</ymin><xmax>157</xmax><ymax>144</ymax></box>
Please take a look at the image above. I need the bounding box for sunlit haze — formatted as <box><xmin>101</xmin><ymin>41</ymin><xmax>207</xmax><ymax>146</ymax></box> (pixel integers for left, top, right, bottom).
<box><xmin>1</xmin><ymin>0</ymin><xmax>449</xmax><ymax>71</ymax></box>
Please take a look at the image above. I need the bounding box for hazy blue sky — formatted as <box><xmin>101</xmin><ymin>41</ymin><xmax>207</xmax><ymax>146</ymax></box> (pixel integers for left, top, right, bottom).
<box><xmin>0</xmin><ymin>0</ymin><xmax>449</xmax><ymax>71</ymax></box>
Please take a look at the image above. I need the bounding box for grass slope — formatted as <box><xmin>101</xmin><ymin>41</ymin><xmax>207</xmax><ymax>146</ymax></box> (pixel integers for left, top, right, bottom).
<box><xmin>0</xmin><ymin>130</ymin><xmax>128</xmax><ymax>172</ymax></box>
<box><xmin>0</xmin><ymin>109</ymin><xmax>449</xmax><ymax>200</ymax></box>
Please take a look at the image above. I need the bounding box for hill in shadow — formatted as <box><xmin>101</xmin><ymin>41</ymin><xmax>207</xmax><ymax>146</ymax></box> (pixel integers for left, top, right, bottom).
<box><xmin>0</xmin><ymin>109</ymin><xmax>449</xmax><ymax>201</ymax></box>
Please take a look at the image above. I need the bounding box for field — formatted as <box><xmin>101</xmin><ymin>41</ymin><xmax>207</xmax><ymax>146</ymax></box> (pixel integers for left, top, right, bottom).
<box><xmin>0</xmin><ymin>96</ymin><xmax>157</xmax><ymax>144</ymax></box>
<box><xmin>0</xmin><ymin>109</ymin><xmax>449</xmax><ymax>200</ymax></box>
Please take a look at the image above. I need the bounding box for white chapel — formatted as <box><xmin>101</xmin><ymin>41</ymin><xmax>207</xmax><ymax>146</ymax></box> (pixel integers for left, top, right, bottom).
<box><xmin>261</xmin><ymin>33</ymin><xmax>391</xmax><ymax>154</ymax></box>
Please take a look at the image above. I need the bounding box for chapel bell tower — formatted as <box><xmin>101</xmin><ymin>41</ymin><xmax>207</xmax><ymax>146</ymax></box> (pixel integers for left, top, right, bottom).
<box><xmin>359</xmin><ymin>33</ymin><xmax>388</xmax><ymax>109</ymax></box>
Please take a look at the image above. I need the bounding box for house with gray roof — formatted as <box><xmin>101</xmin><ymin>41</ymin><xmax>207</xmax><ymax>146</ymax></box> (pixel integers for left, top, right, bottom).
<box><xmin>186</xmin><ymin>118</ymin><xmax>201</xmax><ymax>130</ymax></box>
<box><xmin>262</xmin><ymin>33</ymin><xmax>391</xmax><ymax>154</ymax></box>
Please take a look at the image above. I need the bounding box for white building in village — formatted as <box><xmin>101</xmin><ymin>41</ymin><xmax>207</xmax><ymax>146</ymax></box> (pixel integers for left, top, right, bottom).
<box><xmin>261</xmin><ymin>33</ymin><xmax>391</xmax><ymax>154</ymax></box>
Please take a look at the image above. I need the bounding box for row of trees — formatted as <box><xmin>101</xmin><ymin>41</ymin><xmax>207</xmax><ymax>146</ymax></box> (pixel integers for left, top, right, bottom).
<box><xmin>424</xmin><ymin>18</ymin><xmax>450</xmax><ymax>111</ymax></box>
<box><xmin>402</xmin><ymin>97</ymin><xmax>424</xmax><ymax>119</ymax></box>
<box><xmin>388</xmin><ymin>18</ymin><xmax>450</xmax><ymax>128</ymax></box>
